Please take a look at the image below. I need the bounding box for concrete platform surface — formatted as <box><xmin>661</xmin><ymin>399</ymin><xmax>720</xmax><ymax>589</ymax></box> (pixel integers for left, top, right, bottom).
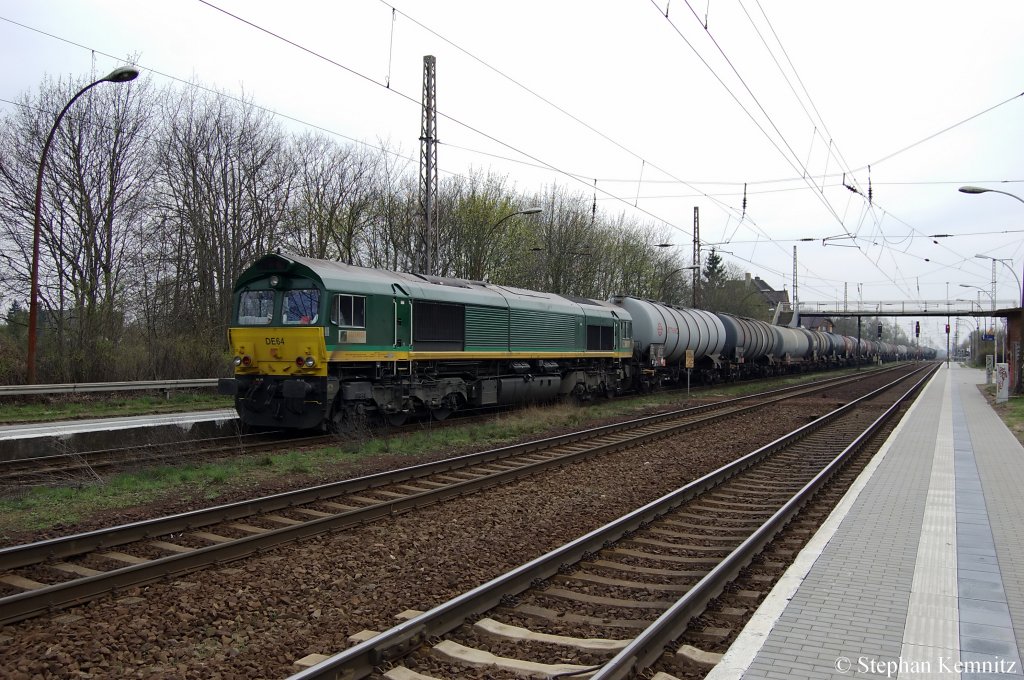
<box><xmin>708</xmin><ymin>363</ymin><xmax>1024</xmax><ymax>680</ymax></box>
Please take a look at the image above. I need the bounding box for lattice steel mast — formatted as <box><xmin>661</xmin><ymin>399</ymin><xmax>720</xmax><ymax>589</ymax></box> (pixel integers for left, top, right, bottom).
<box><xmin>419</xmin><ymin>55</ymin><xmax>438</xmax><ymax>275</ymax></box>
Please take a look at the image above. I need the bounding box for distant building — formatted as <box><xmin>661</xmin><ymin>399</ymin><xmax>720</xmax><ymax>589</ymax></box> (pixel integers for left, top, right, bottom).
<box><xmin>801</xmin><ymin>315</ymin><xmax>835</xmax><ymax>333</ymax></box>
<box><xmin>744</xmin><ymin>273</ymin><xmax>791</xmax><ymax>313</ymax></box>
<box><xmin>710</xmin><ymin>273</ymin><xmax>793</xmax><ymax>322</ymax></box>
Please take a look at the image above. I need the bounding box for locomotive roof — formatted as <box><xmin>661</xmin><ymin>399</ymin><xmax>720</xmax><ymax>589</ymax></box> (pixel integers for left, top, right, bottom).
<box><xmin>237</xmin><ymin>252</ymin><xmax>626</xmax><ymax>320</ymax></box>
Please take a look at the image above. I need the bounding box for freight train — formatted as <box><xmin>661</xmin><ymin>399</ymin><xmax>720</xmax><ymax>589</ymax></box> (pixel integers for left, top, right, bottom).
<box><xmin>217</xmin><ymin>252</ymin><xmax>934</xmax><ymax>430</ymax></box>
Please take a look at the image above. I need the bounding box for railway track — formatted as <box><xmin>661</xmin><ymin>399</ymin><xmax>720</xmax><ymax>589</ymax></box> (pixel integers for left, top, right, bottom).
<box><xmin>0</xmin><ymin>405</ymin><xmax>499</xmax><ymax>487</ymax></box>
<box><xmin>0</xmin><ymin>366</ymin><xmax>877</xmax><ymax>486</ymax></box>
<box><xmin>0</xmin><ymin>365</ymin><xmax>910</xmax><ymax>627</ymax></box>
<box><xmin>285</xmin><ymin>363</ymin><xmax>936</xmax><ymax>680</ymax></box>
<box><xmin>0</xmin><ymin>431</ymin><xmax>307</xmax><ymax>487</ymax></box>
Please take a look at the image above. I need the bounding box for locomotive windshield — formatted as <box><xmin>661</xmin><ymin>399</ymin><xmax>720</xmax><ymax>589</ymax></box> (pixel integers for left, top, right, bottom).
<box><xmin>283</xmin><ymin>289</ymin><xmax>320</xmax><ymax>325</ymax></box>
<box><xmin>237</xmin><ymin>290</ymin><xmax>274</xmax><ymax>325</ymax></box>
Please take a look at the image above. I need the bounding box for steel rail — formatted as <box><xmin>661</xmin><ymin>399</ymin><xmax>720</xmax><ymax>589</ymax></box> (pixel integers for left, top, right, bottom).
<box><xmin>0</xmin><ymin>367</ymin><xmax>906</xmax><ymax>625</ymax></box>
<box><xmin>590</xmin><ymin>364</ymin><xmax>937</xmax><ymax>679</ymax></box>
<box><xmin>0</xmin><ymin>366</ymin><xmax>890</xmax><ymax>570</ymax></box>
<box><xmin>286</xmin><ymin>364</ymin><xmax>933</xmax><ymax>680</ymax></box>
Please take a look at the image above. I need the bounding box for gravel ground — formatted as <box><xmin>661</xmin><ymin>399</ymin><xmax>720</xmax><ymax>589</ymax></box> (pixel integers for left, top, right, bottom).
<box><xmin>0</xmin><ymin>395</ymin><xmax>850</xmax><ymax>679</ymax></box>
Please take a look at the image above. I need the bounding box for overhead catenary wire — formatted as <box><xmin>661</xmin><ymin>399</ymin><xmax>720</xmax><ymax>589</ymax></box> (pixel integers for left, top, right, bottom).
<box><xmin>2</xmin><ymin>6</ymin><xmax>1015</xmax><ymax>306</ymax></box>
<box><xmin>647</xmin><ymin>0</ymin><xmax>911</xmax><ymax>299</ymax></box>
<box><xmin>195</xmin><ymin>0</ymin><xmax>706</xmax><ymax>245</ymax></box>
<box><xmin>195</xmin><ymin>0</ymin><xmax>849</xmax><ymax>299</ymax></box>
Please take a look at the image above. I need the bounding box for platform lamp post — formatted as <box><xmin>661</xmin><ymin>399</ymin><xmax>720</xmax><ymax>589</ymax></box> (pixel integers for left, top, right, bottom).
<box><xmin>26</xmin><ymin>66</ymin><xmax>139</xmax><ymax>384</ymax></box>
<box><xmin>481</xmin><ymin>207</ymin><xmax>542</xmax><ymax>283</ymax></box>
<box><xmin>960</xmin><ymin>283</ymin><xmax>1001</xmax><ymax>366</ymax></box>
<box><xmin>657</xmin><ymin>265</ymin><xmax>700</xmax><ymax>303</ymax></box>
<box><xmin>960</xmin><ymin>187</ymin><xmax>1024</xmax><ymax>307</ymax></box>
<box><xmin>490</xmin><ymin>206</ymin><xmax>542</xmax><ymax>235</ymax></box>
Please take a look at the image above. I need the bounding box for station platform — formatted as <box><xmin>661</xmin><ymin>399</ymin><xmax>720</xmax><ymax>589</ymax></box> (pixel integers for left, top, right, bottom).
<box><xmin>708</xmin><ymin>363</ymin><xmax>1024</xmax><ymax>680</ymax></box>
<box><xmin>0</xmin><ymin>409</ymin><xmax>237</xmax><ymax>441</ymax></box>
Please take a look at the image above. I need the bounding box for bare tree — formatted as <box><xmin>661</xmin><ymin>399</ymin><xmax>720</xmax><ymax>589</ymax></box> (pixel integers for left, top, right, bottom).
<box><xmin>153</xmin><ymin>87</ymin><xmax>294</xmax><ymax>345</ymax></box>
<box><xmin>282</xmin><ymin>132</ymin><xmax>380</xmax><ymax>262</ymax></box>
<box><xmin>0</xmin><ymin>70</ymin><xmax>156</xmax><ymax>382</ymax></box>
<box><xmin>361</xmin><ymin>141</ymin><xmax>418</xmax><ymax>272</ymax></box>
<box><xmin>436</xmin><ymin>170</ymin><xmax>524</xmax><ymax>281</ymax></box>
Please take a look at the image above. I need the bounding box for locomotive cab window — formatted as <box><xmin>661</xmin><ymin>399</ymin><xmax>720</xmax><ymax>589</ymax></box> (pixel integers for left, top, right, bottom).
<box><xmin>282</xmin><ymin>289</ymin><xmax>320</xmax><ymax>325</ymax></box>
<box><xmin>238</xmin><ymin>290</ymin><xmax>274</xmax><ymax>325</ymax></box>
<box><xmin>332</xmin><ymin>294</ymin><xmax>365</xmax><ymax>328</ymax></box>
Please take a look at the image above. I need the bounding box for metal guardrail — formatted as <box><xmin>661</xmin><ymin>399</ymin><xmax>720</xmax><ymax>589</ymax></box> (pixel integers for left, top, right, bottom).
<box><xmin>0</xmin><ymin>379</ymin><xmax>219</xmax><ymax>397</ymax></box>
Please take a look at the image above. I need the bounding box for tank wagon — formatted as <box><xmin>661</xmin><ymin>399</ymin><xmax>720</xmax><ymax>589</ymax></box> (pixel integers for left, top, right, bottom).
<box><xmin>611</xmin><ymin>296</ymin><xmax>870</xmax><ymax>382</ymax></box>
<box><xmin>219</xmin><ymin>253</ymin><xmax>935</xmax><ymax>430</ymax></box>
<box><xmin>608</xmin><ymin>296</ymin><xmax>725</xmax><ymax>386</ymax></box>
<box><xmin>218</xmin><ymin>253</ymin><xmax>634</xmax><ymax>430</ymax></box>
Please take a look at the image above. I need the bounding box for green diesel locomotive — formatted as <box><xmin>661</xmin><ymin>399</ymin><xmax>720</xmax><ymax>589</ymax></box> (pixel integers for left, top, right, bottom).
<box><xmin>218</xmin><ymin>252</ymin><xmax>635</xmax><ymax>430</ymax></box>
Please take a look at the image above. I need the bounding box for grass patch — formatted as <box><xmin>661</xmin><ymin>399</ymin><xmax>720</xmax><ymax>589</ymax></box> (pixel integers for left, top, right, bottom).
<box><xmin>985</xmin><ymin>383</ymin><xmax>1024</xmax><ymax>447</ymax></box>
<box><xmin>0</xmin><ymin>366</ymin><xmax>877</xmax><ymax>539</ymax></box>
<box><xmin>0</xmin><ymin>391</ymin><xmax>233</xmax><ymax>424</ymax></box>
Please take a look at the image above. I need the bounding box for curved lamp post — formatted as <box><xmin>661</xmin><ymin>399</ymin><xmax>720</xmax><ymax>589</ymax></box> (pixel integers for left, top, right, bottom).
<box><xmin>470</xmin><ymin>207</ymin><xmax>542</xmax><ymax>283</ymax></box>
<box><xmin>492</xmin><ymin>206</ymin><xmax>542</xmax><ymax>231</ymax></box>
<box><xmin>960</xmin><ymin>186</ymin><xmax>1024</xmax><ymax>307</ymax></box>
<box><xmin>26</xmin><ymin>66</ymin><xmax>139</xmax><ymax>384</ymax></box>
<box><xmin>658</xmin><ymin>265</ymin><xmax>699</xmax><ymax>303</ymax></box>
<box><xmin>975</xmin><ymin>253</ymin><xmax>1022</xmax><ymax>307</ymax></box>
<box><xmin>960</xmin><ymin>185</ymin><xmax>1024</xmax><ymax>392</ymax></box>
<box><xmin>960</xmin><ymin>283</ymin><xmax>1002</xmax><ymax>363</ymax></box>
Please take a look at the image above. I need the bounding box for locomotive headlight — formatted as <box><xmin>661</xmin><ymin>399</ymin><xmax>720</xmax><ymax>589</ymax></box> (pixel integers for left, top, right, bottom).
<box><xmin>305</xmin><ymin>356</ymin><xmax>316</xmax><ymax>368</ymax></box>
<box><xmin>241</xmin><ymin>355</ymin><xmax>253</xmax><ymax>367</ymax></box>
<box><xmin>269</xmin><ymin>275</ymin><xmax>281</xmax><ymax>288</ymax></box>
<box><xmin>297</xmin><ymin>355</ymin><xmax>316</xmax><ymax>368</ymax></box>
<box><xmin>233</xmin><ymin>356</ymin><xmax>242</xmax><ymax>367</ymax></box>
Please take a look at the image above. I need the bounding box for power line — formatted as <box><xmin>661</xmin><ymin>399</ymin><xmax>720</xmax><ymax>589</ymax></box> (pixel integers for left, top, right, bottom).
<box><xmin>194</xmin><ymin>0</ymin><xmax>710</xmax><ymax>244</ymax></box>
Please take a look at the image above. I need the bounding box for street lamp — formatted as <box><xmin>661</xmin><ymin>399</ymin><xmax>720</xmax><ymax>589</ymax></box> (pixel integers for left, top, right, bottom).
<box><xmin>975</xmin><ymin>254</ymin><xmax>1021</xmax><ymax>308</ymax></box>
<box><xmin>491</xmin><ymin>206</ymin><xmax>542</xmax><ymax>234</ymax></box>
<box><xmin>960</xmin><ymin>186</ymin><xmax>1024</xmax><ymax>307</ymax></box>
<box><xmin>658</xmin><ymin>265</ymin><xmax>699</xmax><ymax>303</ymax></box>
<box><xmin>960</xmin><ymin>283</ymin><xmax>1001</xmax><ymax>363</ymax></box>
<box><xmin>27</xmin><ymin>65</ymin><xmax>140</xmax><ymax>384</ymax></box>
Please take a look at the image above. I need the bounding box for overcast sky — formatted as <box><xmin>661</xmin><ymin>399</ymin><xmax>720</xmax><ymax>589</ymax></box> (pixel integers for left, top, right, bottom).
<box><xmin>2</xmin><ymin>1</ymin><xmax>1022</xmax><ymax>346</ymax></box>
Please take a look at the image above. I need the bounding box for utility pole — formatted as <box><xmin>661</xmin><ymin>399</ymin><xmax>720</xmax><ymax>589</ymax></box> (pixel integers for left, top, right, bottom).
<box><xmin>792</xmin><ymin>246</ymin><xmax>798</xmax><ymax>314</ymax></box>
<box><xmin>419</xmin><ymin>55</ymin><xmax>438</xmax><ymax>275</ymax></box>
<box><xmin>692</xmin><ymin>206</ymin><xmax>700</xmax><ymax>308</ymax></box>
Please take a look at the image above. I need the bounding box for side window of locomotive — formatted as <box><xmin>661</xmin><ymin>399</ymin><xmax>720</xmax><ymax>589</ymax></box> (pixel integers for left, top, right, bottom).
<box><xmin>282</xmin><ymin>289</ymin><xmax>320</xmax><ymax>325</ymax></box>
<box><xmin>238</xmin><ymin>290</ymin><xmax>274</xmax><ymax>325</ymax></box>
<box><xmin>331</xmin><ymin>294</ymin><xmax>366</xmax><ymax>328</ymax></box>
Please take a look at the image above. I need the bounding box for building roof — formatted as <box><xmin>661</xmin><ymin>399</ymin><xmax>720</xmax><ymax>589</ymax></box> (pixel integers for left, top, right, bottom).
<box><xmin>749</xmin><ymin>276</ymin><xmax>791</xmax><ymax>309</ymax></box>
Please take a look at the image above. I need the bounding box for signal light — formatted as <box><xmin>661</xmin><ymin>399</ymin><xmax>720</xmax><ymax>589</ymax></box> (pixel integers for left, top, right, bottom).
<box><xmin>915</xmin><ymin>321</ymin><xmax>920</xmax><ymax>337</ymax></box>
<box><xmin>877</xmin><ymin>323</ymin><xmax>883</xmax><ymax>339</ymax></box>
<box><xmin>945</xmin><ymin>323</ymin><xmax>950</xmax><ymax>334</ymax></box>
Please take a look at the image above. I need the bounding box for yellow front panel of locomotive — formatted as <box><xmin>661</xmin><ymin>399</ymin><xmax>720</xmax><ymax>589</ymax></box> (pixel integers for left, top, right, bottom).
<box><xmin>229</xmin><ymin>327</ymin><xmax>328</xmax><ymax>377</ymax></box>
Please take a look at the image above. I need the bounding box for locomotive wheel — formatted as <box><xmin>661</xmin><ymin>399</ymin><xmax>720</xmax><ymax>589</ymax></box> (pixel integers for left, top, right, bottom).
<box><xmin>430</xmin><ymin>393</ymin><xmax>462</xmax><ymax>421</ymax></box>
<box><xmin>430</xmin><ymin>406</ymin><xmax>452</xmax><ymax>421</ymax></box>
<box><xmin>328</xmin><ymin>406</ymin><xmax>357</xmax><ymax>434</ymax></box>
<box><xmin>385</xmin><ymin>412</ymin><xmax>409</xmax><ymax>427</ymax></box>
